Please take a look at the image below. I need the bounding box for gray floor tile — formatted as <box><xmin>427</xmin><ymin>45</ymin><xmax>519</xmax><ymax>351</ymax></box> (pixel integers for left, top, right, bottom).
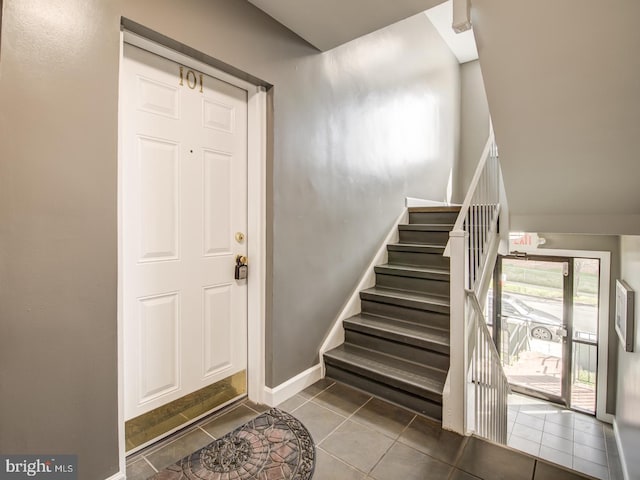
<box><xmin>243</xmin><ymin>399</ymin><xmax>270</xmax><ymax>414</ymax></box>
<box><xmin>535</xmin><ymin>460</ymin><xmax>593</xmax><ymax>480</ymax></box>
<box><xmin>604</xmin><ymin>426</ymin><xmax>625</xmax><ymax>480</ymax></box>
<box><xmin>145</xmin><ymin>428</ymin><xmax>213</xmax><ymax>471</ymax></box>
<box><xmin>544</xmin><ymin>420</ymin><xmax>574</xmax><ymax>440</ymax></box>
<box><xmin>574</xmin><ymin>417</ymin><xmax>604</xmax><ymax>437</ymax></box>
<box><xmin>126</xmin><ymin>458</ymin><xmax>157</xmax><ymax>480</ymax></box>
<box><xmin>574</xmin><ymin>442</ymin><xmax>608</xmax><ymax>467</ymax></box>
<box><xmin>509</xmin><ymin>433</ymin><xmax>541</xmax><ymax>457</ymax></box>
<box><xmin>370</xmin><ymin>442</ymin><xmax>453</xmax><ymax>480</ymax></box>
<box><xmin>573</xmin><ymin>456</ymin><xmax>610</xmax><ymax>480</ymax></box>
<box><xmin>299</xmin><ymin>378</ymin><xmax>334</xmax><ymax>399</ymax></box>
<box><xmin>449</xmin><ymin>468</ymin><xmax>482</xmax><ymax>480</ymax></box>
<box><xmin>398</xmin><ymin>415</ymin><xmax>466</xmax><ymax>465</ymax></box>
<box><xmin>456</xmin><ymin>437</ymin><xmax>535</xmax><ymax>480</ymax></box>
<box><xmin>350</xmin><ymin>397</ymin><xmax>415</xmax><ymax>439</ymax></box>
<box><xmin>311</xmin><ymin>382</ymin><xmax>371</xmax><ymax>417</ymax></box>
<box><xmin>200</xmin><ymin>404</ymin><xmax>257</xmax><ymax>439</ymax></box>
<box><xmin>516</xmin><ymin>411</ymin><xmax>546</xmax><ymax>431</ymax></box>
<box><xmin>291</xmin><ymin>401</ymin><xmax>346</xmax><ymax>443</ymax></box>
<box><xmin>545</xmin><ymin>410</ymin><xmax>575</xmax><ymax>427</ymax></box>
<box><xmin>512</xmin><ymin>422</ymin><xmax>544</xmax><ymax>443</ymax></box>
<box><xmin>276</xmin><ymin>394</ymin><xmax>307</xmax><ymax>413</ymax></box>
<box><xmin>607</xmin><ymin>451</ymin><xmax>625</xmax><ymax>480</ymax></box>
<box><xmin>541</xmin><ymin>431</ymin><xmax>574</xmax><ymax>454</ymax></box>
<box><xmin>574</xmin><ymin>429</ymin><xmax>606</xmax><ymax>451</ymax></box>
<box><xmin>539</xmin><ymin>445</ymin><xmax>573</xmax><ymax>469</ymax></box>
<box><xmin>319</xmin><ymin>419</ymin><xmax>394</xmax><ymax>474</ymax></box>
<box><xmin>313</xmin><ymin>449</ymin><xmax>366</xmax><ymax>480</ymax></box>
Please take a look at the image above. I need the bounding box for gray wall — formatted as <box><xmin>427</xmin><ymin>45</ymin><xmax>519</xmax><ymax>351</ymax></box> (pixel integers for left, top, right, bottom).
<box><xmin>537</xmin><ymin>234</ymin><xmax>620</xmax><ymax>414</ymax></box>
<box><xmin>120</xmin><ymin>1</ymin><xmax>461</xmax><ymax>387</ymax></box>
<box><xmin>0</xmin><ymin>1</ymin><xmax>460</xmax><ymax>477</ymax></box>
<box><xmin>471</xmin><ymin>0</ymin><xmax>640</xmax><ymax>235</ymax></box>
<box><xmin>458</xmin><ymin>59</ymin><xmax>490</xmax><ymax>201</ymax></box>
<box><xmin>617</xmin><ymin>235</ymin><xmax>640</xmax><ymax>478</ymax></box>
<box><xmin>0</xmin><ymin>0</ymin><xmax>121</xmax><ymax>478</ymax></box>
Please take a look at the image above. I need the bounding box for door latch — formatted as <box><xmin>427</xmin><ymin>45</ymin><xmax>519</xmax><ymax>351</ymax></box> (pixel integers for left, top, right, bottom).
<box><xmin>235</xmin><ymin>255</ymin><xmax>248</xmax><ymax>280</ymax></box>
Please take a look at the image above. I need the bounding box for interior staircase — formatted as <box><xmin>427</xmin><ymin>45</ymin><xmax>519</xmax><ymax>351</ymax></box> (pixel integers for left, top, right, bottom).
<box><xmin>323</xmin><ymin>206</ymin><xmax>460</xmax><ymax>421</ymax></box>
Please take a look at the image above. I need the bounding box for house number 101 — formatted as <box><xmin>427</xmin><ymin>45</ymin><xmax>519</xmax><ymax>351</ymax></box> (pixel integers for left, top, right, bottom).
<box><xmin>179</xmin><ymin>66</ymin><xmax>204</xmax><ymax>93</ymax></box>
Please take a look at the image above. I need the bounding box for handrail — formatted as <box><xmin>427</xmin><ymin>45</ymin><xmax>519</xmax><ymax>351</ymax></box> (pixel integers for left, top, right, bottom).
<box><xmin>466</xmin><ymin>289</ymin><xmax>510</xmax><ymax>444</ymax></box>
<box><xmin>442</xmin><ymin>130</ymin><xmax>510</xmax><ymax>442</ymax></box>
<box><xmin>451</xmin><ymin>136</ymin><xmax>494</xmax><ymax>234</ymax></box>
<box><xmin>466</xmin><ymin>290</ymin><xmax>501</xmax><ymax>361</ymax></box>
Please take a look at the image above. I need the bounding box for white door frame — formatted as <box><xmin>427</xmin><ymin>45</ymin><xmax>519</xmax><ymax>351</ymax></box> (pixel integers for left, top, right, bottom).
<box><xmin>507</xmin><ymin>247</ymin><xmax>612</xmax><ymax>424</ymax></box>
<box><xmin>116</xmin><ymin>31</ymin><xmax>267</xmax><ymax>476</ymax></box>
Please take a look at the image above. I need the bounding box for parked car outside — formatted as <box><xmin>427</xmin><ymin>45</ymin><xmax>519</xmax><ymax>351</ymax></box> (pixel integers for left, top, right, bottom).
<box><xmin>500</xmin><ymin>293</ymin><xmax>564</xmax><ymax>342</ymax></box>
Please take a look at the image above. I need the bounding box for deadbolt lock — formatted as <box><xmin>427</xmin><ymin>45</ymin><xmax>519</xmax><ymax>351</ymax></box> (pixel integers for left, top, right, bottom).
<box><xmin>235</xmin><ymin>232</ymin><xmax>245</xmax><ymax>243</ymax></box>
<box><xmin>235</xmin><ymin>255</ymin><xmax>248</xmax><ymax>280</ymax></box>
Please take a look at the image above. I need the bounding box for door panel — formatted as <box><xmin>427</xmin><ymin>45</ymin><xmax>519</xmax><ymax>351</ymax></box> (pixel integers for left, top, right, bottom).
<box><xmin>122</xmin><ymin>44</ymin><xmax>248</xmax><ymax>421</ymax></box>
<box><xmin>139</xmin><ymin>292</ymin><xmax>180</xmax><ymax>401</ymax></box>
<box><xmin>498</xmin><ymin>257</ymin><xmax>571</xmax><ymax>405</ymax></box>
<box><xmin>138</xmin><ymin>137</ymin><xmax>180</xmax><ymax>261</ymax></box>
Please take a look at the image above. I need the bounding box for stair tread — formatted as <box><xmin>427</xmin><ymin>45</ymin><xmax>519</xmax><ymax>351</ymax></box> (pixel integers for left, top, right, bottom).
<box><xmin>361</xmin><ymin>287</ymin><xmax>449</xmax><ymax>307</ymax></box>
<box><xmin>399</xmin><ymin>224</ymin><xmax>454</xmax><ymax>231</ymax></box>
<box><xmin>375</xmin><ymin>264</ymin><xmax>450</xmax><ymax>278</ymax></box>
<box><xmin>324</xmin><ymin>344</ymin><xmax>446</xmax><ymax>394</ymax></box>
<box><xmin>408</xmin><ymin>206</ymin><xmax>461</xmax><ymax>213</ymax></box>
<box><xmin>344</xmin><ymin>313</ymin><xmax>450</xmax><ymax>347</ymax></box>
<box><xmin>388</xmin><ymin>243</ymin><xmax>446</xmax><ymax>251</ymax></box>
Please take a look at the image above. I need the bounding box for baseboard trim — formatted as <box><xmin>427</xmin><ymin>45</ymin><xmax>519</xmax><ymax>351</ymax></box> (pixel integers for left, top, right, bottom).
<box><xmin>104</xmin><ymin>472</ymin><xmax>126</xmax><ymax>480</ymax></box>
<box><xmin>263</xmin><ymin>364</ymin><xmax>323</xmax><ymax>407</ymax></box>
<box><xmin>613</xmin><ymin>417</ymin><xmax>630</xmax><ymax>480</ymax></box>
<box><xmin>318</xmin><ymin>207</ymin><xmax>408</xmax><ymax>372</ymax></box>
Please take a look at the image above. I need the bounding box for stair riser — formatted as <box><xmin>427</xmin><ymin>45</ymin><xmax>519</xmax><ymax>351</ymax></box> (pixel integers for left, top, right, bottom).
<box><xmin>345</xmin><ymin>331</ymin><xmax>449</xmax><ymax>370</ymax></box>
<box><xmin>325</xmin><ymin>366</ymin><xmax>442</xmax><ymax>420</ymax></box>
<box><xmin>399</xmin><ymin>230</ymin><xmax>450</xmax><ymax>245</ymax></box>
<box><xmin>375</xmin><ymin>273</ymin><xmax>450</xmax><ymax>297</ymax></box>
<box><xmin>409</xmin><ymin>211</ymin><xmax>459</xmax><ymax>225</ymax></box>
<box><xmin>387</xmin><ymin>250</ymin><xmax>450</xmax><ymax>268</ymax></box>
<box><xmin>361</xmin><ymin>300</ymin><xmax>450</xmax><ymax>329</ymax></box>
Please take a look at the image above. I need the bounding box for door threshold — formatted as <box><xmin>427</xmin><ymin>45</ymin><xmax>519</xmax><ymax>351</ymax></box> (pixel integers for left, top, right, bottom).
<box><xmin>125</xmin><ymin>371</ymin><xmax>246</xmax><ymax>454</ymax></box>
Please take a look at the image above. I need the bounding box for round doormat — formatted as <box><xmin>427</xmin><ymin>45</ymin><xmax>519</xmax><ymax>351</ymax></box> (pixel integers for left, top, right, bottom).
<box><xmin>151</xmin><ymin>408</ymin><xmax>315</xmax><ymax>480</ymax></box>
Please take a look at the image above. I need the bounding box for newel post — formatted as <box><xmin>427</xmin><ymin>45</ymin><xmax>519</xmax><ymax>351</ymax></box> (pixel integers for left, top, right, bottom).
<box><xmin>443</xmin><ymin>229</ymin><xmax>468</xmax><ymax>434</ymax></box>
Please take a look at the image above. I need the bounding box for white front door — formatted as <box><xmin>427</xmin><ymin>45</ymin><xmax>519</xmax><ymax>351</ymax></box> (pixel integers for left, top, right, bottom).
<box><xmin>122</xmin><ymin>44</ymin><xmax>248</xmax><ymax>420</ymax></box>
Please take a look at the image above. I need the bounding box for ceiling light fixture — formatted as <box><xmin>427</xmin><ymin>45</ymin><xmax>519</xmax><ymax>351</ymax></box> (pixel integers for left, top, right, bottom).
<box><xmin>452</xmin><ymin>0</ymin><xmax>472</xmax><ymax>33</ymax></box>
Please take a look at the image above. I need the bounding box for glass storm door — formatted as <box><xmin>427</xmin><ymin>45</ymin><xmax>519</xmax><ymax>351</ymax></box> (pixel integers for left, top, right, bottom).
<box><xmin>493</xmin><ymin>255</ymin><xmax>599</xmax><ymax>413</ymax></box>
<box><xmin>496</xmin><ymin>256</ymin><xmax>573</xmax><ymax>406</ymax></box>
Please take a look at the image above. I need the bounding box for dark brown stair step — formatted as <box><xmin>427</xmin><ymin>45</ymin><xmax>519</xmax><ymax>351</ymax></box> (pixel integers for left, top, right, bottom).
<box><xmin>343</xmin><ymin>313</ymin><xmax>449</xmax><ymax>354</ymax></box>
<box><xmin>398</xmin><ymin>224</ymin><xmax>454</xmax><ymax>231</ymax></box>
<box><xmin>360</xmin><ymin>287</ymin><xmax>449</xmax><ymax>314</ymax></box>
<box><xmin>387</xmin><ymin>243</ymin><xmax>446</xmax><ymax>254</ymax></box>
<box><xmin>323</xmin><ymin>343</ymin><xmax>446</xmax><ymax>403</ymax></box>
<box><xmin>374</xmin><ymin>264</ymin><xmax>450</xmax><ymax>281</ymax></box>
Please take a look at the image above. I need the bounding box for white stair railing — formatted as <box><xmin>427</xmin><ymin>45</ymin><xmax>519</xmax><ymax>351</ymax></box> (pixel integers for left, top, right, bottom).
<box><xmin>466</xmin><ymin>291</ymin><xmax>509</xmax><ymax>443</ymax></box>
<box><xmin>442</xmin><ymin>131</ymin><xmax>510</xmax><ymax>442</ymax></box>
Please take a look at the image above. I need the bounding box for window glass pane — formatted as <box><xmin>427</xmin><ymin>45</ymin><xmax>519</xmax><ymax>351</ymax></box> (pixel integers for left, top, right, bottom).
<box><xmin>571</xmin><ymin>342</ymin><xmax>597</xmax><ymax>413</ymax></box>
<box><xmin>573</xmin><ymin>258</ymin><xmax>599</xmax><ymax>341</ymax></box>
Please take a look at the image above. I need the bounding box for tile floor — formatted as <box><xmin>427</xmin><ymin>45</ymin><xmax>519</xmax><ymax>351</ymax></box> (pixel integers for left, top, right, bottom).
<box><xmin>127</xmin><ymin>379</ymin><xmax>608</xmax><ymax>480</ymax></box>
<box><xmin>507</xmin><ymin>393</ymin><xmax>624</xmax><ymax>480</ymax></box>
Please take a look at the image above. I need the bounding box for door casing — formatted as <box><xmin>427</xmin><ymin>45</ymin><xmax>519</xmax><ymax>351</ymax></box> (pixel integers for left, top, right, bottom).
<box><xmin>116</xmin><ymin>30</ymin><xmax>268</xmax><ymax>473</ymax></box>
<box><xmin>494</xmin><ymin>248</ymin><xmax>611</xmax><ymax>423</ymax></box>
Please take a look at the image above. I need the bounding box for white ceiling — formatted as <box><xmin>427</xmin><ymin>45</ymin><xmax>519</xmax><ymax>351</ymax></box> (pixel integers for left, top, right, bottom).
<box><xmin>246</xmin><ymin>0</ymin><xmax>447</xmax><ymax>51</ymax></box>
<box><xmin>424</xmin><ymin>1</ymin><xmax>478</xmax><ymax>63</ymax></box>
